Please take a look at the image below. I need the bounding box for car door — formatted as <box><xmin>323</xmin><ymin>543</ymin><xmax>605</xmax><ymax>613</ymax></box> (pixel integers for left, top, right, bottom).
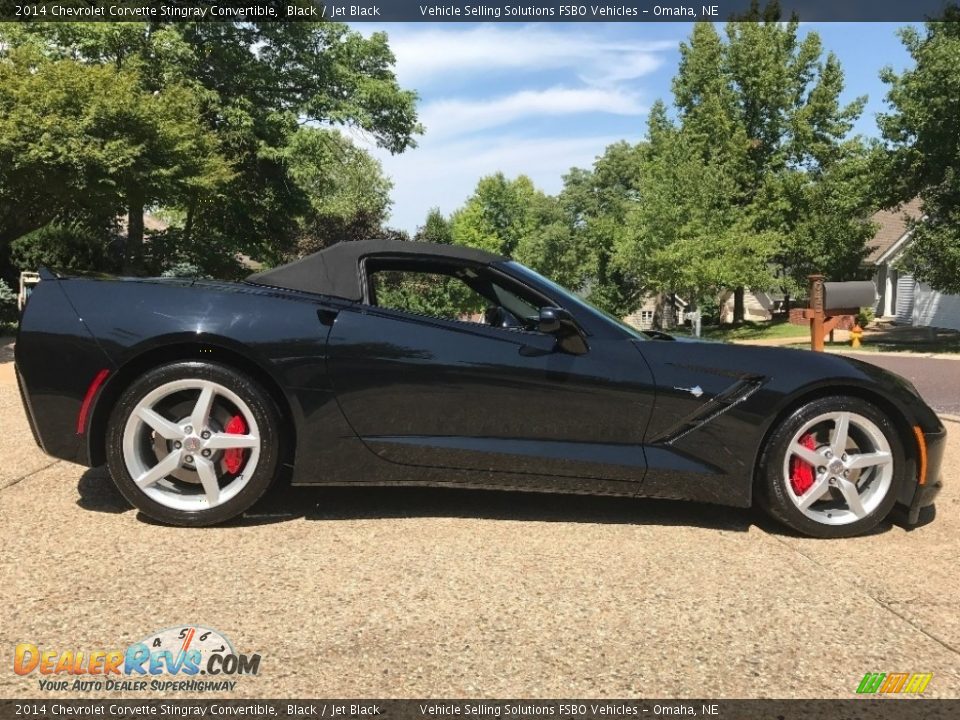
<box><xmin>325</xmin><ymin>260</ymin><xmax>656</xmax><ymax>489</ymax></box>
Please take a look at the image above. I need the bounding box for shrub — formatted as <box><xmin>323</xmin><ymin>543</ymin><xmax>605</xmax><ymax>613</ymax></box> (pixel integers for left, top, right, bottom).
<box><xmin>10</xmin><ymin>222</ymin><xmax>119</xmax><ymax>274</ymax></box>
<box><xmin>0</xmin><ymin>279</ymin><xmax>18</xmax><ymax>327</ymax></box>
<box><xmin>856</xmin><ymin>306</ymin><xmax>875</xmax><ymax>328</ymax></box>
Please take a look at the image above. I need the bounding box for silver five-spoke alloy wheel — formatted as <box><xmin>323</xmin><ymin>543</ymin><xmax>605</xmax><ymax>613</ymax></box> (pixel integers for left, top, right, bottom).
<box><xmin>122</xmin><ymin>379</ymin><xmax>261</xmax><ymax>511</ymax></box>
<box><xmin>782</xmin><ymin>410</ymin><xmax>893</xmax><ymax>526</ymax></box>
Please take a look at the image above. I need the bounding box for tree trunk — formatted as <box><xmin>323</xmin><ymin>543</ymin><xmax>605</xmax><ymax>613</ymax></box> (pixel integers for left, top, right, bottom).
<box><xmin>183</xmin><ymin>197</ymin><xmax>198</xmax><ymax>246</ymax></box>
<box><xmin>123</xmin><ymin>188</ymin><xmax>145</xmax><ymax>275</ymax></box>
<box><xmin>783</xmin><ymin>292</ymin><xmax>791</xmax><ymax>315</ymax></box>
<box><xmin>733</xmin><ymin>286</ymin><xmax>745</xmax><ymax>324</ymax></box>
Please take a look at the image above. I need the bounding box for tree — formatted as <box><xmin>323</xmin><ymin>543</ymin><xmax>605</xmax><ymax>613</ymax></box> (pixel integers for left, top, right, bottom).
<box><xmin>450</xmin><ymin>173</ymin><xmax>541</xmax><ymax>256</ymax></box>
<box><xmin>553</xmin><ymin>139</ymin><xmax>649</xmax><ymax>314</ymax></box>
<box><xmin>10</xmin><ymin>222</ymin><xmax>117</xmax><ymax>275</ymax></box>
<box><xmin>448</xmin><ymin>173</ymin><xmax>594</xmax><ymax>293</ymax></box>
<box><xmin>415</xmin><ymin>208</ymin><xmax>453</xmax><ymax>244</ymax></box>
<box><xmin>878</xmin><ymin>9</ymin><xmax>960</xmax><ymax>294</ymax></box>
<box><xmin>614</xmin><ymin>114</ymin><xmax>778</xmax><ymax>309</ymax></box>
<box><xmin>0</xmin><ymin>21</ymin><xmax>420</xmax><ymax>275</ymax></box>
<box><xmin>661</xmin><ymin>14</ymin><xmax>872</xmax><ymax>319</ymax></box>
<box><xmin>0</xmin><ymin>276</ymin><xmax>17</xmax><ymax>327</ymax></box>
<box><xmin>289</xmin><ymin>128</ymin><xmax>393</xmax><ymax>255</ymax></box>
<box><xmin>0</xmin><ymin>45</ymin><xmax>229</xmax><ymax>273</ymax></box>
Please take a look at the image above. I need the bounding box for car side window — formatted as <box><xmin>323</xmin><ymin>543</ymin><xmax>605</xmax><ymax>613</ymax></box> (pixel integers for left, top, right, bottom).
<box><xmin>366</xmin><ymin>262</ymin><xmax>545</xmax><ymax>330</ymax></box>
<box><xmin>371</xmin><ymin>269</ymin><xmax>488</xmax><ymax>323</ymax></box>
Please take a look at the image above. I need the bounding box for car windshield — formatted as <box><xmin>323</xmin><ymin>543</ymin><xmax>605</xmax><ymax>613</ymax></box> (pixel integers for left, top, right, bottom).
<box><xmin>504</xmin><ymin>261</ymin><xmax>647</xmax><ymax>340</ymax></box>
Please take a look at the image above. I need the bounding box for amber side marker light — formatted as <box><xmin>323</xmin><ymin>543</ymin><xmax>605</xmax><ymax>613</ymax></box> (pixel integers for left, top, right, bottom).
<box><xmin>912</xmin><ymin>426</ymin><xmax>928</xmax><ymax>486</ymax></box>
<box><xmin>76</xmin><ymin>369</ymin><xmax>110</xmax><ymax>435</ymax></box>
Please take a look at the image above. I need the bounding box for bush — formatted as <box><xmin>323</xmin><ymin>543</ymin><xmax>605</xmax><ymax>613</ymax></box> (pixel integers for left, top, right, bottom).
<box><xmin>0</xmin><ymin>279</ymin><xmax>18</xmax><ymax>327</ymax></box>
<box><xmin>144</xmin><ymin>229</ymin><xmax>244</xmax><ymax>280</ymax></box>
<box><xmin>161</xmin><ymin>262</ymin><xmax>209</xmax><ymax>279</ymax></box>
<box><xmin>856</xmin><ymin>306</ymin><xmax>875</xmax><ymax>328</ymax></box>
<box><xmin>10</xmin><ymin>222</ymin><xmax>119</xmax><ymax>274</ymax></box>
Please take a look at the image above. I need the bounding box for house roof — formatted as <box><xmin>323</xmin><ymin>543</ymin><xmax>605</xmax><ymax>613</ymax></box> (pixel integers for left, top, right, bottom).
<box><xmin>865</xmin><ymin>197</ymin><xmax>924</xmax><ymax>265</ymax></box>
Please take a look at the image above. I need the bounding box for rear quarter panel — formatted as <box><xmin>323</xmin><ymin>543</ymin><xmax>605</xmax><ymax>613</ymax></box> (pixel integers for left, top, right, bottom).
<box><xmin>17</xmin><ymin>276</ymin><xmax>347</xmax><ymax>468</ymax></box>
<box><xmin>15</xmin><ymin>279</ymin><xmax>113</xmax><ymax>462</ymax></box>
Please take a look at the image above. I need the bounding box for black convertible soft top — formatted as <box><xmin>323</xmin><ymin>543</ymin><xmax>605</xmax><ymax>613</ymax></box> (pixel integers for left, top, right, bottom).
<box><xmin>245</xmin><ymin>240</ymin><xmax>504</xmax><ymax>302</ymax></box>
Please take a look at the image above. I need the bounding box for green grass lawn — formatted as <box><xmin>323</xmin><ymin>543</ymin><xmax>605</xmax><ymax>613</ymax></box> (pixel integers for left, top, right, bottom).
<box><xmin>786</xmin><ymin>339</ymin><xmax>960</xmax><ymax>354</ymax></box>
<box><xmin>701</xmin><ymin>319</ymin><xmax>810</xmax><ymax>342</ymax></box>
<box><xmin>701</xmin><ymin>318</ymin><xmax>960</xmax><ymax>354</ymax></box>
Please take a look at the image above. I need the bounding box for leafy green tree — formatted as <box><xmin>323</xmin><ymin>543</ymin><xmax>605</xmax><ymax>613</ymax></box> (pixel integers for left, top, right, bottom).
<box><xmin>878</xmin><ymin>9</ymin><xmax>960</xmax><ymax>293</ymax></box>
<box><xmin>449</xmin><ymin>173</ymin><xmax>542</xmax><ymax>256</ymax></box>
<box><xmin>9</xmin><ymin>222</ymin><xmax>117</xmax><ymax>274</ymax></box>
<box><xmin>614</xmin><ymin>116</ymin><xmax>778</xmax><ymax>309</ymax></box>
<box><xmin>415</xmin><ymin>208</ymin><xmax>454</xmax><ymax>244</ymax></box>
<box><xmin>0</xmin><ymin>277</ymin><xmax>17</xmax><ymax>327</ymax></box>
<box><xmin>447</xmin><ymin>172</ymin><xmax>597</xmax><ymax>299</ymax></box>
<box><xmin>553</xmin><ymin>141</ymin><xmax>648</xmax><ymax>313</ymax></box>
<box><xmin>166</xmin><ymin>22</ymin><xmax>419</xmax><ymax>265</ymax></box>
<box><xmin>657</xmin><ymin>15</ymin><xmax>872</xmax><ymax>318</ymax></box>
<box><xmin>0</xmin><ymin>46</ymin><xmax>228</xmax><ymax>272</ymax></box>
<box><xmin>0</xmin><ymin>21</ymin><xmax>420</xmax><ymax>275</ymax></box>
<box><xmin>289</xmin><ymin>128</ymin><xmax>394</xmax><ymax>255</ymax></box>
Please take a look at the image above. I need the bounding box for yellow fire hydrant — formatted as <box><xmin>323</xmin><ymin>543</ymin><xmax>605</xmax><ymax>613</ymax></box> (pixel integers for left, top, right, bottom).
<box><xmin>850</xmin><ymin>323</ymin><xmax>863</xmax><ymax>349</ymax></box>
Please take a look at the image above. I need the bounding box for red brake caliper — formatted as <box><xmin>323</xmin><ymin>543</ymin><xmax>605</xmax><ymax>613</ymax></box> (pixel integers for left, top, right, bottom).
<box><xmin>223</xmin><ymin>415</ymin><xmax>247</xmax><ymax>475</ymax></box>
<box><xmin>790</xmin><ymin>433</ymin><xmax>816</xmax><ymax>495</ymax></box>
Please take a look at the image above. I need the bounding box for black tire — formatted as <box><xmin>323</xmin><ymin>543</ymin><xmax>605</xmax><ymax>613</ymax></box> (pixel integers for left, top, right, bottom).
<box><xmin>757</xmin><ymin>396</ymin><xmax>906</xmax><ymax>538</ymax></box>
<box><xmin>106</xmin><ymin>361</ymin><xmax>282</xmax><ymax>526</ymax></box>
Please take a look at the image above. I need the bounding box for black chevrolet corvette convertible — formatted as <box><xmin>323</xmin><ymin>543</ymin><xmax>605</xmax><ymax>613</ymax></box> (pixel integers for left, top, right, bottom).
<box><xmin>15</xmin><ymin>240</ymin><xmax>944</xmax><ymax>537</ymax></box>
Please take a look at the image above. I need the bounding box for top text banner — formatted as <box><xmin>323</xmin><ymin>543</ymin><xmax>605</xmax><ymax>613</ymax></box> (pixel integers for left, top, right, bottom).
<box><xmin>2</xmin><ymin>0</ymin><xmax>959</xmax><ymax>23</ymax></box>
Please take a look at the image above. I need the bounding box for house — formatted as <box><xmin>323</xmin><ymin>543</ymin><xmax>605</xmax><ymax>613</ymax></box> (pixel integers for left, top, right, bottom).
<box><xmin>866</xmin><ymin>199</ymin><xmax>960</xmax><ymax>332</ymax></box>
<box><xmin>626</xmin><ymin>289</ymin><xmax>784</xmax><ymax>330</ymax></box>
<box><xmin>717</xmin><ymin>289</ymin><xmax>784</xmax><ymax>323</ymax></box>
<box><xmin>623</xmin><ymin>293</ymin><xmax>688</xmax><ymax>331</ymax></box>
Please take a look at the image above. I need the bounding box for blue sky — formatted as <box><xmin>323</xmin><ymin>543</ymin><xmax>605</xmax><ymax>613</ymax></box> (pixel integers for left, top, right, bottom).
<box><xmin>354</xmin><ymin>22</ymin><xmax>916</xmax><ymax>233</ymax></box>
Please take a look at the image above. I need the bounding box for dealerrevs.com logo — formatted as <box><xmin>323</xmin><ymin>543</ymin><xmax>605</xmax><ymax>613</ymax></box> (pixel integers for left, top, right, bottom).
<box><xmin>14</xmin><ymin>626</ymin><xmax>262</xmax><ymax>692</ymax></box>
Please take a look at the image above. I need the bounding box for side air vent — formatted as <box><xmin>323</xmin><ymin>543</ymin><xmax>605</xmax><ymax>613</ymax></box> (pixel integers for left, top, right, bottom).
<box><xmin>649</xmin><ymin>376</ymin><xmax>766</xmax><ymax>445</ymax></box>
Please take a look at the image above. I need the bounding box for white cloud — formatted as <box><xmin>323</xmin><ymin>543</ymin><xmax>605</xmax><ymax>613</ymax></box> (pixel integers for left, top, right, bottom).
<box><xmin>374</xmin><ymin>24</ymin><xmax>676</xmax><ymax>88</ymax></box>
<box><xmin>420</xmin><ymin>86</ymin><xmax>647</xmax><ymax>139</ymax></box>
<box><xmin>345</xmin><ymin>24</ymin><xmax>675</xmax><ymax>232</ymax></box>
<box><xmin>370</xmin><ymin>133</ymin><xmax>638</xmax><ymax>232</ymax></box>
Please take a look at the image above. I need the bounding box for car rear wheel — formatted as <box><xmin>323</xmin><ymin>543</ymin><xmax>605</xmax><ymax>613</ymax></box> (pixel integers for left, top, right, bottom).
<box><xmin>757</xmin><ymin>396</ymin><xmax>905</xmax><ymax>538</ymax></box>
<box><xmin>106</xmin><ymin>361</ymin><xmax>281</xmax><ymax>526</ymax></box>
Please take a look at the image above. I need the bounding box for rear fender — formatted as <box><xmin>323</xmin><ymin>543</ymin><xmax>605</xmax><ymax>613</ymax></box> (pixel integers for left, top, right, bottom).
<box><xmin>14</xmin><ymin>277</ymin><xmax>115</xmax><ymax>463</ymax></box>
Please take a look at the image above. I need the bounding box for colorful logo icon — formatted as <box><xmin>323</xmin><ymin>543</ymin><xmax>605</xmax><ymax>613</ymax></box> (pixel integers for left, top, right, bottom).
<box><xmin>856</xmin><ymin>672</ymin><xmax>933</xmax><ymax>694</ymax></box>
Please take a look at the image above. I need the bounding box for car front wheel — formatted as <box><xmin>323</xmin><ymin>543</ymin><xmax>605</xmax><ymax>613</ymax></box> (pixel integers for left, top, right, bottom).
<box><xmin>758</xmin><ymin>396</ymin><xmax>905</xmax><ymax>538</ymax></box>
<box><xmin>106</xmin><ymin>361</ymin><xmax>281</xmax><ymax>526</ymax></box>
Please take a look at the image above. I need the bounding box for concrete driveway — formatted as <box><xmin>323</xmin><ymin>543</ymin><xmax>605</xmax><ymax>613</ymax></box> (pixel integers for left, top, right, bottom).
<box><xmin>0</xmin><ymin>350</ymin><xmax>958</xmax><ymax>699</ymax></box>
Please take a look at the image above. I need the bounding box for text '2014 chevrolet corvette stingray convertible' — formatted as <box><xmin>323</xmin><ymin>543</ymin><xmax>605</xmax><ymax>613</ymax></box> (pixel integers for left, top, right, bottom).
<box><xmin>15</xmin><ymin>240</ymin><xmax>945</xmax><ymax>537</ymax></box>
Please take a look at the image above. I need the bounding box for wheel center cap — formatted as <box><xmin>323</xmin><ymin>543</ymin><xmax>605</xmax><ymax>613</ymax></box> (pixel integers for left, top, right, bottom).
<box><xmin>184</xmin><ymin>436</ymin><xmax>202</xmax><ymax>452</ymax></box>
<box><xmin>828</xmin><ymin>458</ymin><xmax>844</xmax><ymax>475</ymax></box>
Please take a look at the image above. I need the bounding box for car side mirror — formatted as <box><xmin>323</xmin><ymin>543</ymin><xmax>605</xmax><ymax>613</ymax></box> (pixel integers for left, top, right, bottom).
<box><xmin>538</xmin><ymin>307</ymin><xmax>565</xmax><ymax>334</ymax></box>
<box><xmin>537</xmin><ymin>307</ymin><xmax>588</xmax><ymax>355</ymax></box>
